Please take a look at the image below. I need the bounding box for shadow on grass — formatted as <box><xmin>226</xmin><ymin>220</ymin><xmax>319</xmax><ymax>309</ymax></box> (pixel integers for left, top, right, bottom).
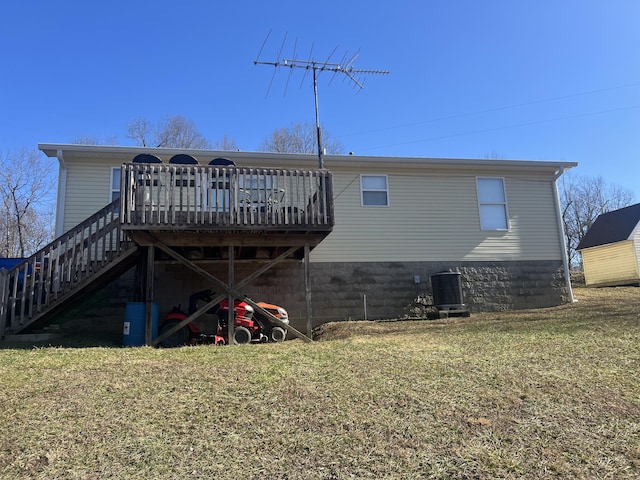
<box><xmin>0</xmin><ymin>329</ymin><xmax>125</xmax><ymax>350</ymax></box>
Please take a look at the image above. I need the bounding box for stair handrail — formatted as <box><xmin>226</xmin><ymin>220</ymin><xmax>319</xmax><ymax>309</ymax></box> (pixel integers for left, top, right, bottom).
<box><xmin>0</xmin><ymin>199</ymin><xmax>133</xmax><ymax>336</ymax></box>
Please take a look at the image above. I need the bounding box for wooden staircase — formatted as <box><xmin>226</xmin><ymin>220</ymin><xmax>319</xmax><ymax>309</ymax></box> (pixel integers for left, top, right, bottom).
<box><xmin>0</xmin><ymin>200</ymin><xmax>139</xmax><ymax>337</ymax></box>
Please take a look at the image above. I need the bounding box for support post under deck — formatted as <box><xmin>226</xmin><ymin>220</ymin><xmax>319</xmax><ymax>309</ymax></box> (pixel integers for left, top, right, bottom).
<box><xmin>145</xmin><ymin>245</ymin><xmax>155</xmax><ymax>345</ymax></box>
<box><xmin>228</xmin><ymin>245</ymin><xmax>234</xmax><ymax>345</ymax></box>
<box><xmin>149</xmin><ymin>239</ymin><xmax>313</xmax><ymax>345</ymax></box>
<box><xmin>305</xmin><ymin>243</ymin><xmax>312</xmax><ymax>339</ymax></box>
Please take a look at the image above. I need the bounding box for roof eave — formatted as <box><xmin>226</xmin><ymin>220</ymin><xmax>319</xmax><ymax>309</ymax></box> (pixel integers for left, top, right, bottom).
<box><xmin>38</xmin><ymin>143</ymin><xmax>578</xmax><ymax>171</ymax></box>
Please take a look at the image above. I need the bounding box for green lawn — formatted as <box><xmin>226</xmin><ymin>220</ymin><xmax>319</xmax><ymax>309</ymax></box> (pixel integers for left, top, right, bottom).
<box><xmin>1</xmin><ymin>287</ymin><xmax>639</xmax><ymax>479</ymax></box>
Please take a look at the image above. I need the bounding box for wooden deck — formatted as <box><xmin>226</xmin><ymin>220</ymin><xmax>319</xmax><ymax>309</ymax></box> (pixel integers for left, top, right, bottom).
<box><xmin>121</xmin><ymin>164</ymin><xmax>333</xmax><ymax>231</ymax></box>
<box><xmin>1</xmin><ymin>163</ymin><xmax>334</xmax><ymax>336</ymax></box>
<box><xmin>120</xmin><ymin>163</ymin><xmax>334</xmax><ymax>260</ymax></box>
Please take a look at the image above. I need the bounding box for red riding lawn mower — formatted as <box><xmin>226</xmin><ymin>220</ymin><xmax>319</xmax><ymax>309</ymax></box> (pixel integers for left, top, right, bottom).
<box><xmin>158</xmin><ymin>289</ymin><xmax>289</xmax><ymax>348</ymax></box>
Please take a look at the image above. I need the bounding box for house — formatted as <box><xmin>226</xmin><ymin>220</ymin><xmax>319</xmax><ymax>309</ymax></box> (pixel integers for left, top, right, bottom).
<box><xmin>577</xmin><ymin>203</ymin><xmax>640</xmax><ymax>287</ymax></box>
<box><xmin>1</xmin><ymin>144</ymin><xmax>576</xmax><ymax>340</ymax></box>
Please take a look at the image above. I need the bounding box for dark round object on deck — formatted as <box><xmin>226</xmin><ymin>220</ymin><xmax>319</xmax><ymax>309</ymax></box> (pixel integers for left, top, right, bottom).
<box><xmin>169</xmin><ymin>154</ymin><xmax>198</xmax><ymax>164</ymax></box>
<box><xmin>132</xmin><ymin>153</ymin><xmax>162</xmax><ymax>163</ymax></box>
<box><xmin>209</xmin><ymin>158</ymin><xmax>235</xmax><ymax>166</ymax></box>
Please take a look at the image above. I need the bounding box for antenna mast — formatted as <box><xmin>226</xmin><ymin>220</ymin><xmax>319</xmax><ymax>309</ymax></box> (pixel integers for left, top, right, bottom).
<box><xmin>255</xmin><ymin>34</ymin><xmax>389</xmax><ymax>169</ymax></box>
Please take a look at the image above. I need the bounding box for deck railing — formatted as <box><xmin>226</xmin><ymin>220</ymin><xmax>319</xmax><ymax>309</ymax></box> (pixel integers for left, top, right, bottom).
<box><xmin>0</xmin><ymin>200</ymin><xmax>136</xmax><ymax>336</ymax></box>
<box><xmin>120</xmin><ymin>164</ymin><xmax>334</xmax><ymax>230</ymax></box>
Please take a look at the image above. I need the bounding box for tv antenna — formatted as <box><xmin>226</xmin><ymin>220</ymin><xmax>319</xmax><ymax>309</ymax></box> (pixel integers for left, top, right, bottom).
<box><xmin>254</xmin><ymin>31</ymin><xmax>389</xmax><ymax>168</ymax></box>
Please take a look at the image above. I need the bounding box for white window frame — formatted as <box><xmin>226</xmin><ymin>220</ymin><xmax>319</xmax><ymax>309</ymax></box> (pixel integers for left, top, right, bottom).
<box><xmin>476</xmin><ymin>177</ymin><xmax>509</xmax><ymax>231</ymax></box>
<box><xmin>110</xmin><ymin>167</ymin><xmax>121</xmax><ymax>203</ymax></box>
<box><xmin>360</xmin><ymin>174</ymin><xmax>389</xmax><ymax>207</ymax></box>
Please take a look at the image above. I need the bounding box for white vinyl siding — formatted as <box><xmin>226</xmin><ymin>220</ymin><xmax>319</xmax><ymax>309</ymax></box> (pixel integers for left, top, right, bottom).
<box><xmin>581</xmin><ymin>240</ymin><xmax>640</xmax><ymax>286</ymax></box>
<box><xmin>63</xmin><ymin>160</ymin><xmax>118</xmax><ymax>232</ymax></box>
<box><xmin>58</xmin><ymin>153</ymin><xmax>565</xmax><ymax>264</ymax></box>
<box><xmin>310</xmin><ymin>168</ymin><xmax>562</xmax><ymax>262</ymax></box>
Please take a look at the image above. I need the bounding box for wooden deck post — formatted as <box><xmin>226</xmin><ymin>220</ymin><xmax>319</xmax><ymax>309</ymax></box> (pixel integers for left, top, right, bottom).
<box><xmin>305</xmin><ymin>243</ymin><xmax>312</xmax><ymax>339</ymax></box>
<box><xmin>144</xmin><ymin>245</ymin><xmax>155</xmax><ymax>346</ymax></box>
<box><xmin>228</xmin><ymin>245</ymin><xmax>234</xmax><ymax>345</ymax></box>
<box><xmin>149</xmin><ymin>241</ymin><xmax>313</xmax><ymax>345</ymax></box>
<box><xmin>0</xmin><ymin>268</ymin><xmax>7</xmax><ymax>338</ymax></box>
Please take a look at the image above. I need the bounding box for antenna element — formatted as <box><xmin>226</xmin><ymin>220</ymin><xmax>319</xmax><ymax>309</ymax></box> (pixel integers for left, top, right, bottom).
<box><xmin>255</xmin><ymin>33</ymin><xmax>389</xmax><ymax>168</ymax></box>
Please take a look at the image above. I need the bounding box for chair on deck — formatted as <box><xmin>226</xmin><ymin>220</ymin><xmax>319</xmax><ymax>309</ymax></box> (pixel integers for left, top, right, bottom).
<box><xmin>208</xmin><ymin>159</ymin><xmax>234</xmax><ymax>213</ymax></box>
<box><xmin>131</xmin><ymin>154</ymin><xmax>164</xmax><ymax>196</ymax></box>
<box><xmin>132</xmin><ymin>153</ymin><xmax>162</xmax><ymax>164</ymax></box>
<box><xmin>169</xmin><ymin>154</ymin><xmax>198</xmax><ymax>164</ymax></box>
<box><xmin>169</xmin><ymin>154</ymin><xmax>198</xmax><ymax>190</ymax></box>
<box><xmin>131</xmin><ymin>153</ymin><xmax>166</xmax><ymax>212</ymax></box>
<box><xmin>208</xmin><ymin>158</ymin><xmax>235</xmax><ymax>167</ymax></box>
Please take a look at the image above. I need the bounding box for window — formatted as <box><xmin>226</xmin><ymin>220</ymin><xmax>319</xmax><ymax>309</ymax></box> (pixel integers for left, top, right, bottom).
<box><xmin>476</xmin><ymin>177</ymin><xmax>508</xmax><ymax>230</ymax></box>
<box><xmin>111</xmin><ymin>167</ymin><xmax>121</xmax><ymax>202</ymax></box>
<box><xmin>361</xmin><ymin>175</ymin><xmax>389</xmax><ymax>206</ymax></box>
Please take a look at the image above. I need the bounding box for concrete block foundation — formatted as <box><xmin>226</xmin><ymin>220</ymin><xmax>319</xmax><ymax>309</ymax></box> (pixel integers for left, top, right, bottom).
<box><xmin>150</xmin><ymin>260</ymin><xmax>569</xmax><ymax>333</ymax></box>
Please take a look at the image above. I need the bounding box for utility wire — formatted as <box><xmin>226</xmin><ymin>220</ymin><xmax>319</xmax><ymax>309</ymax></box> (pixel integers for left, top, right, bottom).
<box><xmin>341</xmin><ymin>81</ymin><xmax>640</xmax><ymax>139</ymax></box>
<box><xmin>357</xmin><ymin>104</ymin><xmax>640</xmax><ymax>152</ymax></box>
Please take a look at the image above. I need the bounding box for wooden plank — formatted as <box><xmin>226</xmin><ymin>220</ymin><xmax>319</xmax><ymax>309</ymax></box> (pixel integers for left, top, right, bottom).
<box><xmin>8</xmin><ymin>268</ymin><xmax>18</xmax><ymax>327</ymax></box>
<box><xmin>51</xmin><ymin>238</ymin><xmax>61</xmax><ymax>299</ymax></box>
<box><xmin>153</xmin><ymin>292</ymin><xmax>227</xmax><ymax>346</ymax></box>
<box><xmin>153</xmin><ymin>240</ymin><xmax>299</xmax><ymax>293</ymax></box>
<box><xmin>18</xmin><ymin>263</ymin><xmax>28</xmax><ymax>324</ymax></box>
<box><xmin>0</xmin><ymin>269</ymin><xmax>7</xmax><ymax>338</ymax></box>
<box><xmin>145</xmin><ymin>245</ymin><xmax>155</xmax><ymax>345</ymax></box>
<box><xmin>241</xmin><ymin>297</ymin><xmax>312</xmax><ymax>343</ymax></box>
<box><xmin>228</xmin><ymin>245</ymin><xmax>234</xmax><ymax>345</ymax></box>
<box><xmin>127</xmin><ymin>230</ymin><xmax>327</xmax><ymax>248</ymax></box>
<box><xmin>26</xmin><ymin>258</ymin><xmax>36</xmax><ymax>319</ymax></box>
<box><xmin>305</xmin><ymin>243</ymin><xmax>312</xmax><ymax>339</ymax></box>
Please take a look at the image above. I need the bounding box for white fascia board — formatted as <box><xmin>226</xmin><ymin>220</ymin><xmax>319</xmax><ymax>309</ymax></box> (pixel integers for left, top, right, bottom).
<box><xmin>37</xmin><ymin>143</ymin><xmax>578</xmax><ymax>173</ymax></box>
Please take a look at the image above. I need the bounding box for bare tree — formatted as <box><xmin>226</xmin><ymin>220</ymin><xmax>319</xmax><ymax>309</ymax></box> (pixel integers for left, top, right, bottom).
<box><xmin>126</xmin><ymin>115</ymin><xmax>212</xmax><ymax>149</ymax></box>
<box><xmin>260</xmin><ymin>121</ymin><xmax>345</xmax><ymax>154</ymax></box>
<box><xmin>484</xmin><ymin>150</ymin><xmax>506</xmax><ymax>160</ymax></box>
<box><xmin>126</xmin><ymin>118</ymin><xmax>153</xmax><ymax>147</ymax></box>
<box><xmin>72</xmin><ymin>134</ymin><xmax>118</xmax><ymax>145</ymax></box>
<box><xmin>0</xmin><ymin>148</ymin><xmax>55</xmax><ymax>257</ymax></box>
<box><xmin>213</xmin><ymin>134</ymin><xmax>239</xmax><ymax>151</ymax></box>
<box><xmin>560</xmin><ymin>173</ymin><xmax>635</xmax><ymax>267</ymax></box>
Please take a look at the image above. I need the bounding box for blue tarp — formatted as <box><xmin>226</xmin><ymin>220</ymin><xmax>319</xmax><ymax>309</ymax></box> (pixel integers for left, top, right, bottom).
<box><xmin>0</xmin><ymin>258</ymin><xmax>26</xmax><ymax>270</ymax></box>
<box><xmin>0</xmin><ymin>258</ymin><xmax>31</xmax><ymax>288</ymax></box>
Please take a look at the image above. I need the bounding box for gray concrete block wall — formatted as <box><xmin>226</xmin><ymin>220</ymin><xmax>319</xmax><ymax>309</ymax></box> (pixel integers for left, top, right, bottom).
<box><xmin>148</xmin><ymin>259</ymin><xmax>568</xmax><ymax>332</ymax></box>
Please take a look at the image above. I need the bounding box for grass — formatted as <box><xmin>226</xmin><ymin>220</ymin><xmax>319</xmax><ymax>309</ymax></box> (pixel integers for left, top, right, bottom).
<box><xmin>0</xmin><ymin>287</ymin><xmax>639</xmax><ymax>479</ymax></box>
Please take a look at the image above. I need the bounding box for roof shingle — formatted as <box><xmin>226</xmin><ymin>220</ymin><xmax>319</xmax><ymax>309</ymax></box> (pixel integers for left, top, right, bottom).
<box><xmin>577</xmin><ymin>203</ymin><xmax>640</xmax><ymax>250</ymax></box>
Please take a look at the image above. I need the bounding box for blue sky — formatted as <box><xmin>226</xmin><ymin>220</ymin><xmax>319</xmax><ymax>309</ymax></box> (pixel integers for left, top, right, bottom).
<box><xmin>1</xmin><ymin>1</ymin><xmax>639</xmax><ymax>198</ymax></box>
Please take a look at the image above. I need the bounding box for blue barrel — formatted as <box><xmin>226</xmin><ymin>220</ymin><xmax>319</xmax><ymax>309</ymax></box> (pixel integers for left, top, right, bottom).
<box><xmin>123</xmin><ymin>302</ymin><xmax>159</xmax><ymax>346</ymax></box>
